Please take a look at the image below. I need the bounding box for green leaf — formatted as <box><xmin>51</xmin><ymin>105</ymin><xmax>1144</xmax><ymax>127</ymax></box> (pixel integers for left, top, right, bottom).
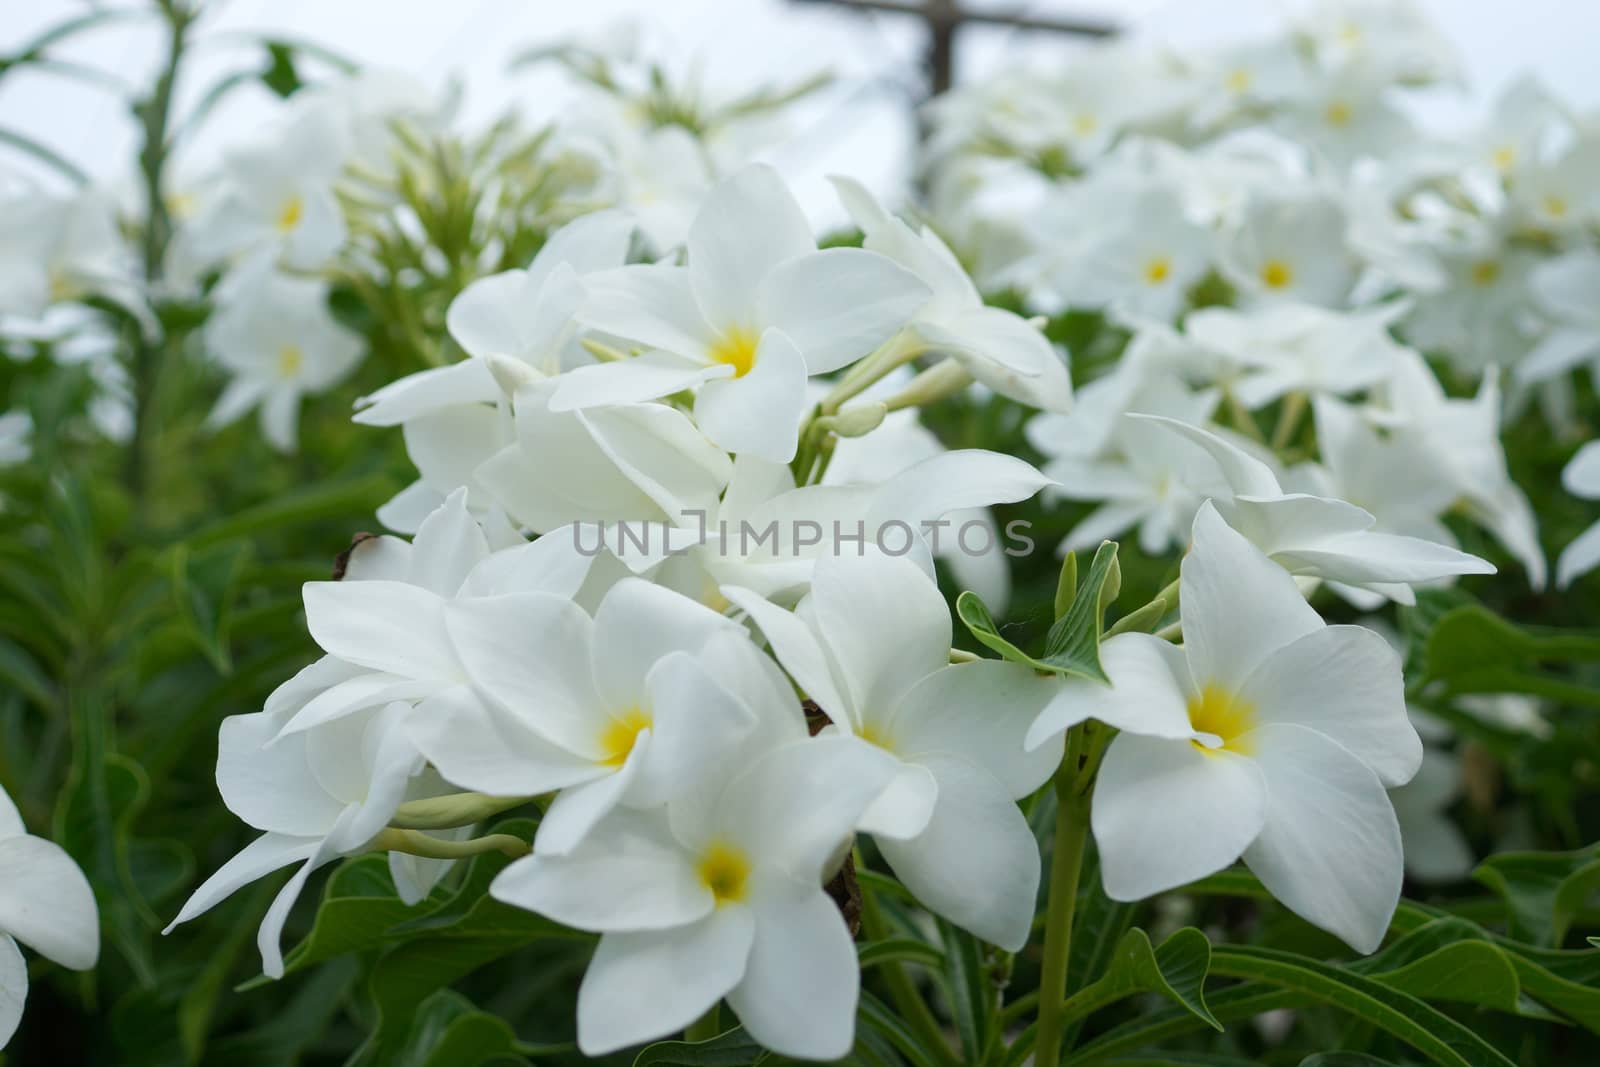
<box><xmin>1205</xmin><ymin>944</ymin><xmax>1517</xmax><ymax>1067</ymax></box>
<box><xmin>1351</xmin><ymin>917</ymin><xmax>1530</xmax><ymax>1017</ymax></box>
<box><xmin>269</xmin><ymin>854</ymin><xmax>444</xmax><ymax>981</ymax></box>
<box><xmin>632</xmin><ymin>1026</ymin><xmax>767</xmax><ymax>1065</ymax></box>
<box><xmin>396</xmin><ymin>989</ymin><xmax>531</xmax><ymax>1067</ymax></box>
<box><xmin>1069</xmin><ymin>927</ymin><xmax>1220</xmax><ymax>1030</ymax></box>
<box><xmin>858</xmin><ymin>937</ymin><xmax>944</xmax><ymax>971</ymax></box>
<box><xmin>1054</xmin><ymin>551</ymin><xmax>1078</xmax><ymax>620</ymax></box>
<box><xmin>956</xmin><ymin>540</ymin><xmax>1119</xmax><ymax>682</ymax></box>
<box><xmin>1298</xmin><ymin>1056</ymin><xmax>1402</xmax><ymax>1066</ymax></box>
<box><xmin>0</xmin><ymin>636</ymin><xmax>53</xmax><ymax>708</ymax></box>
<box><xmin>1472</xmin><ymin>844</ymin><xmax>1600</xmax><ymax>946</ymax></box>
<box><xmin>937</xmin><ymin>918</ymin><xmax>992</xmax><ymax>1063</ymax></box>
<box><xmin>1420</xmin><ymin>603</ymin><xmax>1600</xmax><ymax>708</ymax></box>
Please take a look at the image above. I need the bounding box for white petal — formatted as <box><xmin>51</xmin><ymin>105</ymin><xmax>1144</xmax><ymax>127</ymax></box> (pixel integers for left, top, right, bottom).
<box><xmin>218</xmin><ymin>711</ymin><xmax>346</xmax><ymax>835</ymax></box>
<box><xmin>717</xmin><ymin>736</ymin><xmax>896</xmax><ymax>881</ymax></box>
<box><xmin>1133</xmin><ymin>414</ymin><xmax>1282</xmax><ymax>498</ymax></box>
<box><xmin>727</xmin><ymin>877</ymin><xmax>859</xmax><ymax>1059</ymax></box>
<box><xmin>579</xmin><ymin>263</ymin><xmax>712</xmax><ymax>357</ymax></box>
<box><xmin>693</xmin><ymin>329</ymin><xmax>809</xmax><ymax>463</ymax></box>
<box><xmin>759</xmin><ymin>248</ymin><xmax>930</xmax><ymax>373</ymax></box>
<box><xmin>527</xmin><ymin>209</ymin><xmax>635</xmax><ymax>286</ymax></box>
<box><xmin>858</xmin><ymin>761</ymin><xmax>939</xmax><ymax>840</ymax></box>
<box><xmin>878</xmin><ymin>754</ymin><xmax>1040</xmax><ymax>950</ymax></box>
<box><xmin>591</xmin><ymin>579</ymin><xmax>741</xmax><ymax>711</ymax></box>
<box><xmin>408</xmin><ymin>488</ymin><xmax>491</xmax><ymax>596</ymax></box>
<box><xmin>1092</xmin><ymin>732</ymin><xmax>1266</xmax><ymax>901</ymax></box>
<box><xmin>446</xmin><ymin>268</ymin><xmax>548</xmax><ymax>362</ymax></box>
<box><xmin>576</xmin><ymin>909</ymin><xmax>755</xmax><ymax>1056</ymax></box>
<box><xmin>865</xmin><ymin>449</ymin><xmax>1054</xmax><ymax>533</ymax></box>
<box><xmin>550</xmin><ymin>351</ymin><xmax>725</xmax><ymax>410</ymax></box>
<box><xmin>353</xmin><ymin>359</ymin><xmax>497</xmax><ymax>426</ymax></box>
<box><xmin>721</xmin><ymin>587</ymin><xmax>851</xmax><ymax>722</ymax></box>
<box><xmin>0</xmin><ymin>934</ymin><xmax>23</xmax><ymax>1049</ymax></box>
<box><xmin>491</xmin><ymin>809</ymin><xmax>711</xmax><ymax>932</ymax></box>
<box><xmin>301</xmin><ymin>580</ymin><xmax>458</xmax><ymax>681</ymax></box>
<box><xmin>1238</xmin><ymin>626</ymin><xmax>1420</xmax><ymax>786</ymax></box>
<box><xmin>1026</xmin><ymin>634</ymin><xmax>1196</xmax><ymax>751</ymax></box>
<box><xmin>443</xmin><ymin>594</ymin><xmax>600</xmax><ymax>753</ymax></box>
<box><xmin>408</xmin><ymin>685</ymin><xmax>602</xmax><ymax>796</ymax></box>
<box><xmin>273</xmin><ymin>672</ymin><xmax>436</xmax><ymax>740</ymax></box>
<box><xmin>0</xmin><ymin>787</ymin><xmax>22</xmax><ymax>839</ymax></box>
<box><xmin>689</xmin><ymin>164</ymin><xmax>814</xmax><ymax>329</ymax></box>
<box><xmin>164</xmin><ymin>833</ymin><xmax>319</xmax><ymax>933</ymax></box>
<box><xmin>810</xmin><ymin>551</ymin><xmax>951</xmax><ymax>731</ymax></box>
<box><xmin>1558</xmin><ymin>520</ymin><xmax>1600</xmax><ymax>589</ymax></box>
<box><xmin>459</xmin><ymin>534</ymin><xmax>598</xmax><ymax>599</ymax></box>
<box><xmin>1182</xmin><ymin>501</ymin><xmax>1323</xmax><ymax>688</ymax></box>
<box><xmin>1240</xmin><ymin>723</ymin><xmax>1403</xmax><ymax>954</ymax></box>
<box><xmin>893</xmin><ymin>661</ymin><xmax>1063</xmax><ymax>797</ymax></box>
<box><xmin>631</xmin><ymin>651</ymin><xmax>758</xmax><ymax>808</ymax></box>
<box><xmin>0</xmin><ymin>836</ymin><xmax>98</xmax><ymax>970</ymax></box>
<box><xmin>535</xmin><ymin>745</ymin><xmax>644</xmax><ymax>856</ymax></box>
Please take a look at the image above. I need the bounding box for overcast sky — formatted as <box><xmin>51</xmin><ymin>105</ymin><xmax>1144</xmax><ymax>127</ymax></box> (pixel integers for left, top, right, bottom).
<box><xmin>3</xmin><ymin>0</ymin><xmax>1597</xmax><ymax>224</ymax></box>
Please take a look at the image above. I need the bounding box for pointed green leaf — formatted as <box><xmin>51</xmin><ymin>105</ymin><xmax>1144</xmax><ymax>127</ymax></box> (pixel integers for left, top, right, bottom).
<box><xmin>1473</xmin><ymin>844</ymin><xmax>1600</xmax><ymax>946</ymax></box>
<box><xmin>1054</xmin><ymin>551</ymin><xmax>1078</xmax><ymax>620</ymax></box>
<box><xmin>632</xmin><ymin>1026</ymin><xmax>766</xmax><ymax>1065</ymax></box>
<box><xmin>1070</xmin><ymin>926</ymin><xmax>1220</xmax><ymax>1030</ymax></box>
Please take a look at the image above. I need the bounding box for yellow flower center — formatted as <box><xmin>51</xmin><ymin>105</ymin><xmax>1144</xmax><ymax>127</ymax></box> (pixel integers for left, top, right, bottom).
<box><xmin>1225</xmin><ymin>68</ymin><xmax>1253</xmax><ymax>95</ymax></box>
<box><xmin>1470</xmin><ymin>260</ymin><xmax>1500</xmax><ymax>286</ymax></box>
<box><xmin>1072</xmin><ymin>113</ymin><xmax>1098</xmax><ymax>136</ymax></box>
<box><xmin>276</xmin><ymin>194</ymin><xmax>304</xmax><ymax>233</ymax></box>
<box><xmin>1491</xmin><ymin>145</ymin><xmax>1516</xmax><ymax>172</ymax></box>
<box><xmin>1324</xmin><ymin>101</ymin><xmax>1353</xmax><ymax>127</ymax></box>
<box><xmin>597</xmin><ymin>707</ymin><xmax>652</xmax><ymax>767</ymax></box>
<box><xmin>276</xmin><ymin>344</ymin><xmax>304</xmax><ymax>379</ymax></box>
<box><xmin>1143</xmin><ymin>256</ymin><xmax>1173</xmax><ymax>284</ymax></box>
<box><xmin>1542</xmin><ymin>195</ymin><xmax>1569</xmax><ymax>219</ymax></box>
<box><xmin>48</xmin><ymin>269</ymin><xmax>77</xmax><ymax>303</ymax></box>
<box><xmin>1337</xmin><ymin>21</ymin><xmax>1363</xmax><ymax>46</ymax></box>
<box><xmin>1188</xmin><ymin>683</ymin><xmax>1257</xmax><ymax>755</ymax></box>
<box><xmin>709</xmin><ymin>326</ymin><xmax>759</xmax><ymax>378</ymax></box>
<box><xmin>697</xmin><ymin>841</ymin><xmax>751</xmax><ymax>905</ymax></box>
<box><xmin>1260</xmin><ymin>259</ymin><xmax>1294</xmax><ymax>289</ymax></box>
<box><xmin>857</xmin><ymin>721</ymin><xmax>895</xmax><ymax>753</ymax></box>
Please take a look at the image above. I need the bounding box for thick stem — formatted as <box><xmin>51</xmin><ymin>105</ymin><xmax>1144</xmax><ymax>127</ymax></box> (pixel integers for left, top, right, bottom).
<box><xmin>126</xmin><ymin>0</ymin><xmax>192</xmax><ymax>514</ymax></box>
<box><xmin>1032</xmin><ymin>730</ymin><xmax>1092</xmax><ymax>1067</ymax></box>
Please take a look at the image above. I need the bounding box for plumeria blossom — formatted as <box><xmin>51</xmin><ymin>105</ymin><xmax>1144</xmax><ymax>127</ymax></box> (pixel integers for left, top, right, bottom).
<box><xmin>353</xmin><ymin>211</ymin><xmax>636</xmax><ymax>531</ymax></box>
<box><xmin>190</xmin><ymin>104</ymin><xmax>349</xmax><ymax>271</ymax></box>
<box><xmin>0</xmin><ymin>186</ymin><xmax>140</xmax><ymax>322</ymax></box>
<box><xmin>830</xmin><ymin>176</ymin><xmax>1073</xmax><ymax>412</ymax></box>
<box><xmin>1556</xmin><ymin>441</ymin><xmax>1600</xmax><ymax>588</ymax></box>
<box><xmin>203</xmin><ymin>257</ymin><xmax>364</xmax><ymax>452</ymax></box>
<box><xmin>1520</xmin><ymin>249</ymin><xmax>1600</xmax><ymax>388</ymax></box>
<box><xmin>1216</xmin><ymin>191</ymin><xmax>1357</xmax><ymax>307</ymax></box>
<box><xmin>554</xmin><ymin>164</ymin><xmax>931</xmax><ymax>461</ymax></box>
<box><xmin>410</xmin><ymin>576</ymin><xmax>760</xmax><ymax>855</ymax></box>
<box><xmin>1085</xmin><ymin>503</ymin><xmax>1420</xmax><ymax>952</ymax></box>
<box><xmin>726</xmin><ymin>551</ymin><xmax>1129</xmax><ymax>950</ymax></box>
<box><xmin>0</xmin><ymin>786</ymin><xmax>99</xmax><ymax>1049</ymax></box>
<box><xmin>1135</xmin><ymin>414</ymin><xmax>1494</xmax><ymax>602</ymax></box>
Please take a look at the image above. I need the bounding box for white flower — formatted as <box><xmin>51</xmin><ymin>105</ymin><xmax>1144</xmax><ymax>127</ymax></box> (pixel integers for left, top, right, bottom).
<box><xmin>354</xmin><ymin>211</ymin><xmax>635</xmax><ymax>530</ymax></box>
<box><xmin>410</xmin><ymin>578</ymin><xmax>758</xmax><ymax>855</ymax></box>
<box><xmin>1183</xmin><ymin>302</ymin><xmax>1406</xmax><ymax>408</ymax></box>
<box><xmin>1216</xmin><ymin>191</ymin><xmax>1356</xmax><ymax>308</ymax></box>
<box><xmin>1295</xmin><ymin>0</ymin><xmax>1459</xmax><ymax>86</ymax></box>
<box><xmin>584</xmin><ymin>121</ymin><xmax>712</xmax><ymax>253</ymax></box>
<box><xmin>1557</xmin><ymin>441</ymin><xmax>1600</xmax><ymax>588</ymax></box>
<box><xmin>203</xmin><ymin>258</ymin><xmax>364</xmax><ymax>452</ymax></box>
<box><xmin>493</xmin><ymin>730</ymin><xmax>895</xmax><ymax>1058</ymax></box>
<box><xmin>1277</xmin><ymin>66</ymin><xmax>1414</xmax><ymax>171</ymax></box>
<box><xmin>1189</xmin><ymin>38</ymin><xmax>1312</xmax><ymax>130</ymax></box>
<box><xmin>0</xmin><ymin>186</ymin><xmax>137</xmax><ymax>321</ymax></box>
<box><xmin>1520</xmin><ymin>249</ymin><xmax>1600</xmax><ymax>388</ymax></box>
<box><xmin>1086</xmin><ymin>503</ymin><xmax>1419</xmax><ymax>952</ymax></box>
<box><xmin>1508</xmin><ymin>131</ymin><xmax>1600</xmax><ymax>237</ymax></box>
<box><xmin>191</xmin><ymin>103</ymin><xmax>349</xmax><ymax>271</ymax></box>
<box><xmin>727</xmin><ymin>551</ymin><xmax>1064</xmax><ymax>949</ymax></box>
<box><xmin>1136</xmin><ymin>414</ymin><xmax>1494</xmax><ymax>602</ymax></box>
<box><xmin>478</xmin><ymin>378</ymin><xmax>731</xmax><ymax>545</ymax></box>
<box><xmin>1470</xmin><ymin>75</ymin><xmax>1568</xmax><ymax>183</ymax></box>
<box><xmin>831</xmin><ymin>176</ymin><xmax>1073</xmax><ymax>412</ymax></box>
<box><xmin>555</xmin><ymin>164</ymin><xmax>932</xmax><ymax>461</ymax></box>
<box><xmin>0</xmin><ymin>786</ymin><xmax>99</xmax><ymax>1049</ymax></box>
<box><xmin>1370</xmin><ymin>351</ymin><xmax>1546</xmax><ymax>588</ymax></box>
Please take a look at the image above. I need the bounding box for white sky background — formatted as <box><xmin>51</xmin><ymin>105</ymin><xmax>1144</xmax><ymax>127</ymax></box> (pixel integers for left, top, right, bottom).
<box><xmin>2</xmin><ymin>0</ymin><xmax>1598</xmax><ymax>228</ymax></box>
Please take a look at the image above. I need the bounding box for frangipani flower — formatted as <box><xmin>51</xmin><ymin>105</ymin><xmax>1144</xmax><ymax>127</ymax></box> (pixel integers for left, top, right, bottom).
<box><xmin>203</xmin><ymin>257</ymin><xmax>364</xmax><ymax>452</ymax></box>
<box><xmin>0</xmin><ymin>786</ymin><xmax>99</xmax><ymax>1049</ymax></box>
<box><xmin>830</xmin><ymin>176</ymin><xmax>1073</xmax><ymax>412</ymax></box>
<box><xmin>494</xmin><ymin>730</ymin><xmax>896</xmax><ymax>1058</ymax></box>
<box><xmin>556</xmin><ymin>164</ymin><xmax>931</xmax><ymax>461</ymax></box>
<box><xmin>1216</xmin><ymin>191</ymin><xmax>1356</xmax><ymax>308</ymax></box>
<box><xmin>1557</xmin><ymin>441</ymin><xmax>1600</xmax><ymax>589</ymax></box>
<box><xmin>1087</xmin><ymin>503</ymin><xmax>1420</xmax><ymax>952</ymax></box>
<box><xmin>727</xmin><ymin>551</ymin><xmax>1069</xmax><ymax>950</ymax></box>
<box><xmin>0</xmin><ymin>186</ymin><xmax>137</xmax><ymax>321</ymax></box>
<box><xmin>1520</xmin><ymin>249</ymin><xmax>1600</xmax><ymax>388</ymax></box>
<box><xmin>1136</xmin><ymin>414</ymin><xmax>1494</xmax><ymax>602</ymax></box>
<box><xmin>411</xmin><ymin>577</ymin><xmax>757</xmax><ymax>855</ymax></box>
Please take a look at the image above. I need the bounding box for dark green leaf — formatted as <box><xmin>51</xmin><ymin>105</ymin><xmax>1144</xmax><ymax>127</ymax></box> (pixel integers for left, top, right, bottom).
<box><xmin>632</xmin><ymin>1025</ymin><xmax>767</xmax><ymax>1066</ymax></box>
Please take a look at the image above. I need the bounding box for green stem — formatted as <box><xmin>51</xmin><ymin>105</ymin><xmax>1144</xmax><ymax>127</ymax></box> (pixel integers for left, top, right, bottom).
<box><xmin>1271</xmin><ymin>390</ymin><xmax>1307</xmax><ymax>452</ymax></box>
<box><xmin>387</xmin><ymin>791</ymin><xmax>538</xmax><ymax>830</ymax></box>
<box><xmin>1032</xmin><ymin>729</ymin><xmax>1093</xmax><ymax>1067</ymax></box>
<box><xmin>684</xmin><ymin>1002</ymin><xmax>721</xmax><ymax>1042</ymax></box>
<box><xmin>861</xmin><ymin>878</ymin><xmax>961</xmax><ymax>1067</ymax></box>
<box><xmin>368</xmin><ymin>828</ymin><xmax>530</xmax><ymax>860</ymax></box>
